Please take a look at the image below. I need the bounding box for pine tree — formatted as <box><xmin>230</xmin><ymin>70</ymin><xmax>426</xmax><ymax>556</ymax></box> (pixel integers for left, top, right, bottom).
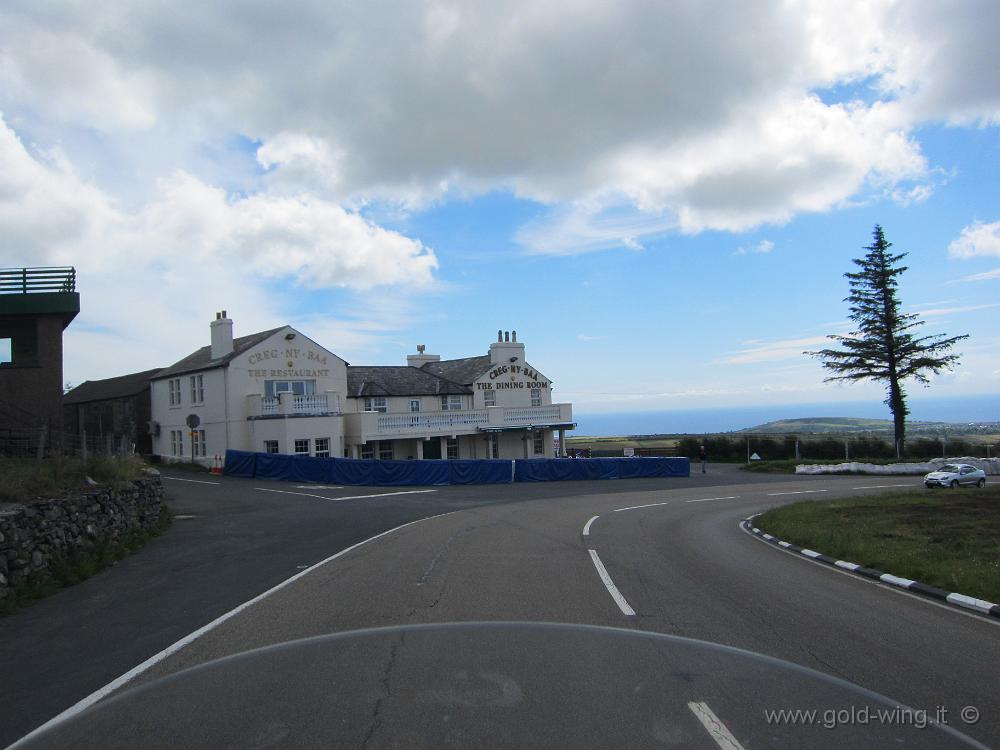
<box><xmin>809</xmin><ymin>225</ymin><xmax>968</xmax><ymax>456</ymax></box>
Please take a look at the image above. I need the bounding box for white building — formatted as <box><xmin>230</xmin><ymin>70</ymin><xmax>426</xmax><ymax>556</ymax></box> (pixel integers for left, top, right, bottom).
<box><xmin>150</xmin><ymin>313</ymin><xmax>574</xmax><ymax>463</ymax></box>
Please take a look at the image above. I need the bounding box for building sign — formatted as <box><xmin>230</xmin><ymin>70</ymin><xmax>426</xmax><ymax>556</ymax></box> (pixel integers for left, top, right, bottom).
<box><xmin>246</xmin><ymin>347</ymin><xmax>331</xmax><ymax>379</ymax></box>
<box><xmin>481</xmin><ymin>364</ymin><xmax>549</xmax><ymax>389</ymax></box>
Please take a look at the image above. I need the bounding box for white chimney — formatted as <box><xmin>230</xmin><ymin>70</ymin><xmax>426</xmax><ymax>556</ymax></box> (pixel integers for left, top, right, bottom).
<box><xmin>210</xmin><ymin>310</ymin><xmax>234</xmax><ymax>359</ymax></box>
<box><xmin>489</xmin><ymin>329</ymin><xmax>526</xmax><ymax>365</ymax></box>
<box><xmin>406</xmin><ymin>343</ymin><xmax>441</xmax><ymax>368</ymax></box>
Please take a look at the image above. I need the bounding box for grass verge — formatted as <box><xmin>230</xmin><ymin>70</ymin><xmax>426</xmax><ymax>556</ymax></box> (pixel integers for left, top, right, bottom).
<box><xmin>0</xmin><ymin>505</ymin><xmax>173</xmax><ymax>617</ymax></box>
<box><xmin>0</xmin><ymin>455</ymin><xmax>149</xmax><ymax>505</ymax></box>
<box><xmin>755</xmin><ymin>486</ymin><xmax>1000</xmax><ymax>603</ymax></box>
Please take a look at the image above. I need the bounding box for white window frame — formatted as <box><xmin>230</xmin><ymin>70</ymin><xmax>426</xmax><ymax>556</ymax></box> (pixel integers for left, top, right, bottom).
<box><xmin>190</xmin><ymin>374</ymin><xmax>205</xmax><ymax>404</ymax></box>
<box><xmin>293</xmin><ymin>438</ymin><xmax>310</xmax><ymax>456</ymax></box>
<box><xmin>530</xmin><ymin>388</ymin><xmax>541</xmax><ymax>408</ymax></box>
<box><xmin>484</xmin><ymin>389</ymin><xmax>496</xmax><ymax>407</ymax></box>
<box><xmin>364</xmin><ymin>397</ymin><xmax>388</xmax><ymax>413</ymax></box>
<box><xmin>168</xmin><ymin>378</ymin><xmax>182</xmax><ymax>407</ymax></box>
<box><xmin>446</xmin><ymin>438</ymin><xmax>459</xmax><ymax>460</ymax></box>
<box><xmin>170</xmin><ymin>430</ymin><xmax>182</xmax><ymax>456</ymax></box>
<box><xmin>314</xmin><ymin>437</ymin><xmax>330</xmax><ymax>458</ymax></box>
<box><xmin>264</xmin><ymin>440</ymin><xmax>279</xmax><ymax>454</ymax></box>
<box><xmin>410</xmin><ymin>399</ymin><xmax>421</xmax><ymax>412</ymax></box>
<box><xmin>533</xmin><ymin>430</ymin><xmax>544</xmax><ymax>455</ymax></box>
<box><xmin>488</xmin><ymin>433</ymin><xmax>499</xmax><ymax>459</ymax></box>
<box><xmin>360</xmin><ymin>443</ymin><xmax>375</xmax><ymax>460</ymax></box>
<box><xmin>193</xmin><ymin>429</ymin><xmax>207</xmax><ymax>457</ymax></box>
<box><xmin>378</xmin><ymin>440</ymin><xmax>394</xmax><ymax>460</ymax></box>
<box><xmin>441</xmin><ymin>394</ymin><xmax>463</xmax><ymax>411</ymax></box>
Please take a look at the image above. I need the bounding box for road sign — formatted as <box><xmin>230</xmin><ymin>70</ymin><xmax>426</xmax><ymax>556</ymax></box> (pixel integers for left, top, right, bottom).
<box><xmin>186</xmin><ymin>414</ymin><xmax>201</xmax><ymax>429</ymax></box>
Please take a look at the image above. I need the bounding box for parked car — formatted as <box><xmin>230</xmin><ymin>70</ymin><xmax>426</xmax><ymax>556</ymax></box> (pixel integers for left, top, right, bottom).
<box><xmin>924</xmin><ymin>463</ymin><xmax>987</xmax><ymax>488</ymax></box>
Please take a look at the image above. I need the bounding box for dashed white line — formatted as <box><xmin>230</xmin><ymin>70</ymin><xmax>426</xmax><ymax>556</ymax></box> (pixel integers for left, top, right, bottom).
<box><xmin>254</xmin><ymin>487</ymin><xmax>341</xmax><ymax>500</ymax></box>
<box><xmin>766</xmin><ymin>489</ymin><xmax>829</xmax><ymax>496</ymax></box>
<box><xmin>687</xmin><ymin>701</ymin><xmax>745</xmax><ymax>750</ymax></box>
<box><xmin>161</xmin><ymin>476</ymin><xmax>220</xmax><ymax>485</ymax></box>
<box><xmin>582</xmin><ymin>516</ymin><xmax>599</xmax><ymax>536</ymax></box>
<box><xmin>294</xmin><ymin>485</ymin><xmax>343</xmax><ymax>490</ymax></box>
<box><xmin>685</xmin><ymin>496</ymin><xmax>739</xmax><ymax>503</ymax></box>
<box><xmin>851</xmin><ymin>483</ymin><xmax>916</xmax><ymax>490</ymax></box>
<box><xmin>255</xmin><ymin>488</ymin><xmax>437</xmax><ymax>501</ymax></box>
<box><xmin>613</xmin><ymin>500</ymin><xmax>670</xmax><ymax>512</ymax></box>
<box><xmin>587</xmin><ymin>549</ymin><xmax>636</xmax><ymax>616</ymax></box>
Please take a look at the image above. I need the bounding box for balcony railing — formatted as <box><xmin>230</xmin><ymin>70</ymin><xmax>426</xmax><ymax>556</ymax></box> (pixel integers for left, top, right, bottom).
<box><xmin>347</xmin><ymin>403</ymin><xmax>574</xmax><ymax>440</ymax></box>
<box><xmin>376</xmin><ymin>411</ymin><xmax>489</xmax><ymax>433</ymax></box>
<box><xmin>250</xmin><ymin>393</ymin><xmax>340</xmax><ymax>417</ymax></box>
<box><xmin>0</xmin><ymin>267</ymin><xmax>76</xmax><ymax>294</ymax></box>
<box><xmin>503</xmin><ymin>405</ymin><xmax>561</xmax><ymax>423</ymax></box>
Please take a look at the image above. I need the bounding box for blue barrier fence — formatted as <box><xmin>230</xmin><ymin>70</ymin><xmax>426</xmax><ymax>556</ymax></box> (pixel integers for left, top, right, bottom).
<box><xmin>224</xmin><ymin>451</ymin><xmax>689</xmax><ymax>486</ymax></box>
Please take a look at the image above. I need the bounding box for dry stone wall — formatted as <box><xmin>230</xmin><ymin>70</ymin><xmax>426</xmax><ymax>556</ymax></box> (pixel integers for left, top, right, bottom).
<box><xmin>0</xmin><ymin>474</ymin><xmax>164</xmax><ymax>603</ymax></box>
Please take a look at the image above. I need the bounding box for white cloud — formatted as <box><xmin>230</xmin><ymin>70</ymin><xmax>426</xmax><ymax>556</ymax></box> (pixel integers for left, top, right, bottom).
<box><xmin>916</xmin><ymin>303</ymin><xmax>1000</xmax><ymax>318</ymax></box>
<box><xmin>948</xmin><ymin>220</ymin><xmax>1000</xmax><ymax>259</ymax></box>
<box><xmin>957</xmin><ymin>267</ymin><xmax>1000</xmax><ymax>283</ymax></box>
<box><xmin>734</xmin><ymin>239</ymin><xmax>775</xmax><ymax>256</ymax></box>
<box><xmin>717</xmin><ymin>335</ymin><xmax>832</xmax><ymax>365</ymax></box>
<box><xmin>577</xmin><ymin>333</ymin><xmax>605</xmax><ymax>342</ymax></box>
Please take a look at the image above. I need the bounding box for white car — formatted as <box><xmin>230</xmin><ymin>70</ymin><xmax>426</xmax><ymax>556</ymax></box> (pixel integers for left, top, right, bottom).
<box><xmin>924</xmin><ymin>463</ymin><xmax>987</xmax><ymax>489</ymax></box>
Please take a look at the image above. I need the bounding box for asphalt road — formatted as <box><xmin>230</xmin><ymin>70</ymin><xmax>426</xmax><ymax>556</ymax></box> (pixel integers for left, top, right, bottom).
<box><xmin>4</xmin><ymin>466</ymin><xmax>999</xmax><ymax>747</ymax></box>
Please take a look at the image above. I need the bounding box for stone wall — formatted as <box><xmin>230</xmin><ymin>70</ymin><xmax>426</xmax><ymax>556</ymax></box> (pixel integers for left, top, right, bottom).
<box><xmin>0</xmin><ymin>474</ymin><xmax>165</xmax><ymax>603</ymax></box>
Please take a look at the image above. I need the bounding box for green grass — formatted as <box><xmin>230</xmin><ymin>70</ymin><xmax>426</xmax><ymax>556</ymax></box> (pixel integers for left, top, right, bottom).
<box><xmin>0</xmin><ymin>455</ymin><xmax>149</xmax><ymax>504</ymax></box>
<box><xmin>755</xmin><ymin>486</ymin><xmax>1000</xmax><ymax>603</ymax></box>
<box><xmin>0</xmin><ymin>505</ymin><xmax>173</xmax><ymax>616</ymax></box>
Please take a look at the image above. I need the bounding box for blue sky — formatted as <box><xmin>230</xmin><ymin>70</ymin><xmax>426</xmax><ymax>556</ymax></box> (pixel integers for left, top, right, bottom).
<box><xmin>1</xmin><ymin>1</ymin><xmax>998</xmax><ymax>423</ymax></box>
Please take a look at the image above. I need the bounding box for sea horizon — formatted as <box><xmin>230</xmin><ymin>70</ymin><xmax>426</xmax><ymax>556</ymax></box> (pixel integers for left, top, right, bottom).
<box><xmin>573</xmin><ymin>394</ymin><xmax>1000</xmax><ymax>436</ymax></box>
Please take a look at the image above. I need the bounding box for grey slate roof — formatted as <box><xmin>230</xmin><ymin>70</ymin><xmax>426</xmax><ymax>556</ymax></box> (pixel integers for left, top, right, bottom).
<box><xmin>153</xmin><ymin>327</ymin><xmax>284</xmax><ymax>379</ymax></box>
<box><xmin>347</xmin><ymin>366</ymin><xmax>472</xmax><ymax>398</ymax></box>
<box><xmin>63</xmin><ymin>368</ymin><xmax>163</xmax><ymax>405</ymax></box>
<box><xmin>419</xmin><ymin>355</ymin><xmax>492</xmax><ymax>386</ymax></box>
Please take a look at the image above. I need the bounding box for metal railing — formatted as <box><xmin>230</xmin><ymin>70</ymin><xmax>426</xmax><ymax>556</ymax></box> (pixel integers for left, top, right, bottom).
<box><xmin>0</xmin><ymin>267</ymin><xmax>76</xmax><ymax>294</ymax></box>
<box><xmin>376</xmin><ymin>411</ymin><xmax>489</xmax><ymax>432</ymax></box>
<box><xmin>503</xmin><ymin>405</ymin><xmax>561</xmax><ymax>423</ymax></box>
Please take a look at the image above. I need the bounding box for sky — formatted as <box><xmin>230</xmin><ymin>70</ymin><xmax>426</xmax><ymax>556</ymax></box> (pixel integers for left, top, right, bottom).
<box><xmin>2</xmin><ymin>1</ymin><xmax>999</xmax><ymax>424</ymax></box>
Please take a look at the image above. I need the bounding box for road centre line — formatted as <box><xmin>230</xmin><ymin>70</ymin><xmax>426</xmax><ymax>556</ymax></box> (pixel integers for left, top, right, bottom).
<box><xmin>582</xmin><ymin>515</ymin><xmax>599</xmax><ymax>536</ymax></box>
<box><xmin>295</xmin><ymin>485</ymin><xmax>343</xmax><ymax>490</ymax></box>
<box><xmin>161</xmin><ymin>476</ymin><xmax>220</xmax><ymax>485</ymax></box>
<box><xmin>11</xmin><ymin>512</ymin><xmax>459</xmax><ymax>748</ymax></box>
<box><xmin>587</xmin><ymin>549</ymin><xmax>636</xmax><ymax>616</ymax></box>
<box><xmin>685</xmin><ymin>496</ymin><xmax>739</xmax><ymax>503</ymax></box>
<box><xmin>766</xmin><ymin>489</ymin><xmax>829</xmax><ymax>496</ymax></box>
<box><xmin>851</xmin><ymin>483</ymin><xmax>916</xmax><ymax>490</ymax></box>
<box><xmin>254</xmin><ymin>488</ymin><xmax>437</xmax><ymax>502</ymax></box>
<box><xmin>613</xmin><ymin>500</ymin><xmax>670</xmax><ymax>512</ymax></box>
<box><xmin>687</xmin><ymin>701</ymin><xmax>745</xmax><ymax>750</ymax></box>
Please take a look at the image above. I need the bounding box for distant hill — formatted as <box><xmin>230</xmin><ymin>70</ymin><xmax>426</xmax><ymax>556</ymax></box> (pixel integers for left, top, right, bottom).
<box><xmin>737</xmin><ymin>417</ymin><xmax>999</xmax><ymax>436</ymax></box>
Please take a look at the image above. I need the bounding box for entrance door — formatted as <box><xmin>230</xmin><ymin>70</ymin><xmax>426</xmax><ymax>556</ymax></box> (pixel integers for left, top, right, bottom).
<box><xmin>422</xmin><ymin>439</ymin><xmax>442</xmax><ymax>459</ymax></box>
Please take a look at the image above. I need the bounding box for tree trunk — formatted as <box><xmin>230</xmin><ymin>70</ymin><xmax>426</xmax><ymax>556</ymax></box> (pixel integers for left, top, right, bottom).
<box><xmin>887</xmin><ymin>378</ymin><xmax>907</xmax><ymax>457</ymax></box>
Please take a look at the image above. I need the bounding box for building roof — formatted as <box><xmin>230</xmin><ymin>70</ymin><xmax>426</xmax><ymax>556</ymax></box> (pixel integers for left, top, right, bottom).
<box><xmin>419</xmin><ymin>355</ymin><xmax>492</xmax><ymax>385</ymax></box>
<box><xmin>63</xmin><ymin>368</ymin><xmax>163</xmax><ymax>405</ymax></box>
<box><xmin>153</xmin><ymin>327</ymin><xmax>284</xmax><ymax>379</ymax></box>
<box><xmin>347</xmin><ymin>366</ymin><xmax>472</xmax><ymax>398</ymax></box>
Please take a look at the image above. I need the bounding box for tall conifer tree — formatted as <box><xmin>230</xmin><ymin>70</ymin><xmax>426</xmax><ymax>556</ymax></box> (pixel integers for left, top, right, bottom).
<box><xmin>810</xmin><ymin>225</ymin><xmax>968</xmax><ymax>455</ymax></box>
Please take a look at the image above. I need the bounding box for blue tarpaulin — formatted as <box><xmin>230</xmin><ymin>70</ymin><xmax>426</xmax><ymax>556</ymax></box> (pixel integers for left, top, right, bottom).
<box><xmin>224</xmin><ymin>451</ymin><xmax>688</xmax><ymax>485</ymax></box>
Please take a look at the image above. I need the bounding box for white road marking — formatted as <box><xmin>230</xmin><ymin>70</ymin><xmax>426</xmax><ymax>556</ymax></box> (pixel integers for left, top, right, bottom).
<box><xmin>254</xmin><ymin>488</ymin><xmax>437</xmax><ymax>502</ymax></box>
<box><xmin>587</xmin><ymin>549</ymin><xmax>636</xmax><ymax>616</ymax></box>
<box><xmin>685</xmin><ymin>496</ymin><xmax>739</xmax><ymax>503</ymax></box>
<box><xmin>161</xmin><ymin>476</ymin><xmax>220</xmax><ymax>485</ymax></box>
<box><xmin>582</xmin><ymin>515</ymin><xmax>599</xmax><ymax>536</ymax></box>
<box><xmin>851</xmin><ymin>483</ymin><xmax>916</xmax><ymax>490</ymax></box>
<box><xmin>10</xmin><ymin>512</ymin><xmax>458</xmax><ymax>747</ymax></box>
<box><xmin>687</xmin><ymin>701</ymin><xmax>745</xmax><ymax>750</ymax></box>
<box><xmin>294</xmin><ymin>485</ymin><xmax>343</xmax><ymax>490</ymax></box>
<box><xmin>612</xmin><ymin>500</ymin><xmax>670</xmax><ymax>512</ymax></box>
<box><xmin>766</xmin><ymin>489</ymin><xmax>829</xmax><ymax>496</ymax></box>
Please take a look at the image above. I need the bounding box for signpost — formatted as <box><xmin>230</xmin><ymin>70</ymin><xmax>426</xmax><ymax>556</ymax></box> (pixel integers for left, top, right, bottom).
<box><xmin>186</xmin><ymin>413</ymin><xmax>200</xmax><ymax>464</ymax></box>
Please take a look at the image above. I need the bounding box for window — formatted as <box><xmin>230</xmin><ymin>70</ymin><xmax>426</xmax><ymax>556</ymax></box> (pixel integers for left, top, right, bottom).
<box><xmin>487</xmin><ymin>433</ymin><xmax>499</xmax><ymax>459</ymax></box>
<box><xmin>168</xmin><ymin>378</ymin><xmax>182</xmax><ymax>406</ymax></box>
<box><xmin>193</xmin><ymin>429</ymin><xmax>207</xmax><ymax>457</ymax></box>
<box><xmin>265</xmin><ymin>380</ymin><xmax>316</xmax><ymax>398</ymax></box>
<box><xmin>410</xmin><ymin>399</ymin><xmax>421</xmax><ymax>412</ymax></box>
<box><xmin>533</xmin><ymin>430</ymin><xmax>544</xmax><ymax>455</ymax></box>
<box><xmin>360</xmin><ymin>443</ymin><xmax>375</xmax><ymax>460</ymax></box>
<box><xmin>441</xmin><ymin>394</ymin><xmax>463</xmax><ymax>411</ymax></box>
<box><xmin>531</xmin><ymin>388</ymin><xmax>541</xmax><ymax>407</ymax></box>
<box><xmin>446</xmin><ymin>438</ymin><xmax>459</xmax><ymax>460</ymax></box>
<box><xmin>378</xmin><ymin>440</ymin><xmax>394</xmax><ymax>460</ymax></box>
<box><xmin>264</xmin><ymin>440</ymin><xmax>279</xmax><ymax>454</ymax></box>
<box><xmin>170</xmin><ymin>430</ymin><xmax>183</xmax><ymax>456</ymax></box>
<box><xmin>0</xmin><ymin>338</ymin><xmax>11</xmax><ymax>364</ymax></box>
<box><xmin>364</xmin><ymin>397</ymin><xmax>388</xmax><ymax>413</ymax></box>
<box><xmin>294</xmin><ymin>438</ymin><xmax>310</xmax><ymax>456</ymax></box>
<box><xmin>315</xmin><ymin>438</ymin><xmax>330</xmax><ymax>458</ymax></box>
<box><xmin>190</xmin><ymin>374</ymin><xmax>205</xmax><ymax>404</ymax></box>
<box><xmin>484</xmin><ymin>389</ymin><xmax>496</xmax><ymax>407</ymax></box>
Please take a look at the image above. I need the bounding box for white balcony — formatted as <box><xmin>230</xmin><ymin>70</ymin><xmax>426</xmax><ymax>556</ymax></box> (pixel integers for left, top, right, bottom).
<box><xmin>247</xmin><ymin>392</ymin><xmax>342</xmax><ymax>418</ymax></box>
<box><xmin>345</xmin><ymin>403</ymin><xmax>574</xmax><ymax>441</ymax></box>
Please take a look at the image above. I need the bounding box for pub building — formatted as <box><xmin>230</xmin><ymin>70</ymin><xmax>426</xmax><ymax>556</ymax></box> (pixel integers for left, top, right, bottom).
<box><xmin>149</xmin><ymin>313</ymin><xmax>575</xmax><ymax>463</ymax></box>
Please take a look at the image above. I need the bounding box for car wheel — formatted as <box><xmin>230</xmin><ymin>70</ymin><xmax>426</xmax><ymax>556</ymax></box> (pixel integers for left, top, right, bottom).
<box><xmin>950</xmin><ymin>480</ymin><xmax>959</xmax><ymax>489</ymax></box>
<box><xmin>978</xmin><ymin>478</ymin><xmax>986</xmax><ymax>488</ymax></box>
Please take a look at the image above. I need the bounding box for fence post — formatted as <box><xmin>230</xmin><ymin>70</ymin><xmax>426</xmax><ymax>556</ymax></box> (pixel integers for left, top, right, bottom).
<box><xmin>36</xmin><ymin>425</ymin><xmax>48</xmax><ymax>462</ymax></box>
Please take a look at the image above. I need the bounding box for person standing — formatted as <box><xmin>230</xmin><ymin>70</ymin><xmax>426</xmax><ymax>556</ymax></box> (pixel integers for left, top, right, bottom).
<box><xmin>699</xmin><ymin>444</ymin><xmax>707</xmax><ymax>474</ymax></box>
